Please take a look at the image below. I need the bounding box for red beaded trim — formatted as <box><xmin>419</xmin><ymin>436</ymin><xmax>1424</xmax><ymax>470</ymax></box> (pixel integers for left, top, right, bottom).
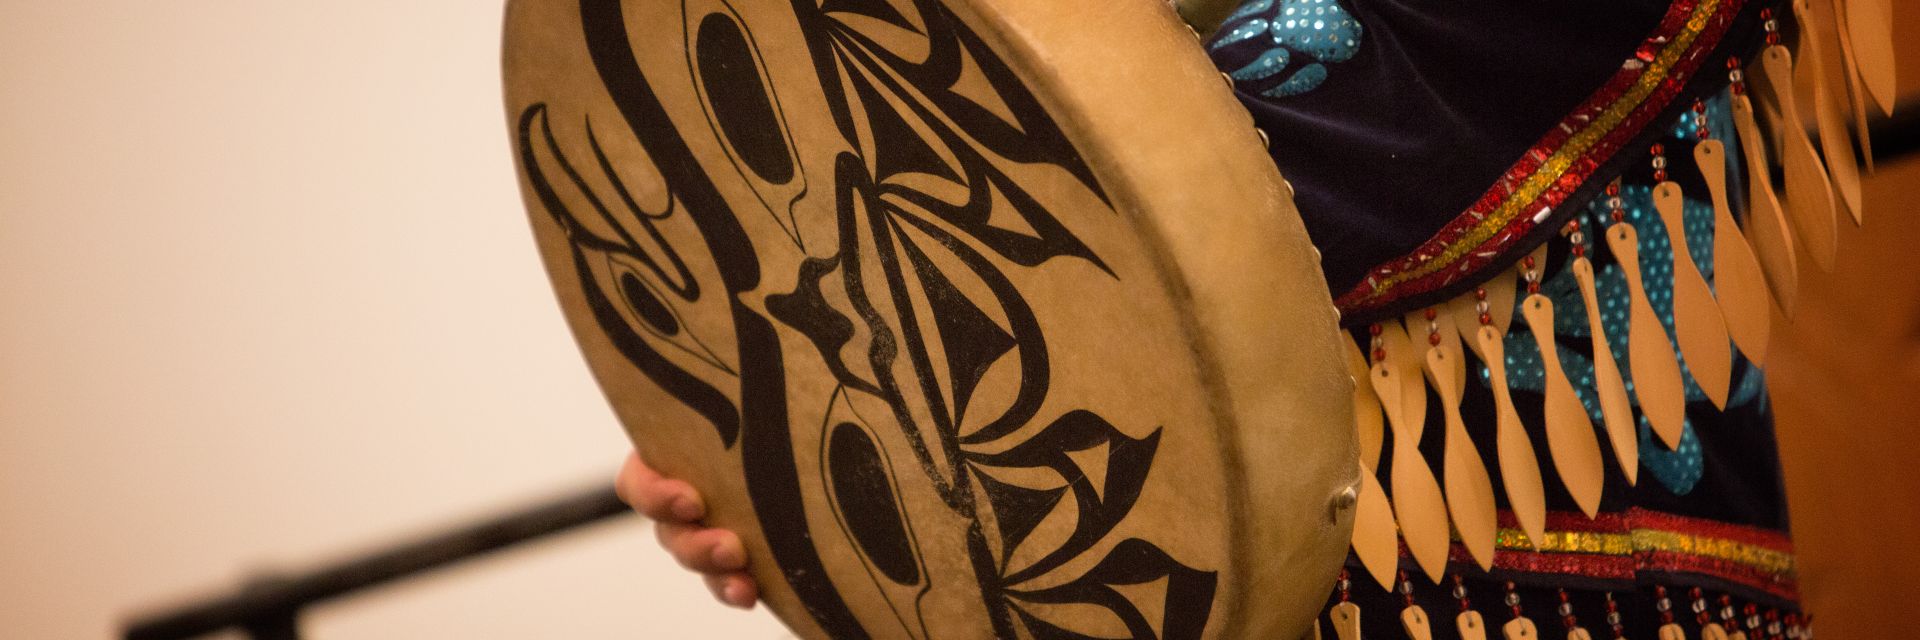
<box><xmin>1332</xmin><ymin>0</ymin><xmax>1749</xmax><ymax>322</ymax></box>
<box><xmin>1399</xmin><ymin>508</ymin><xmax>1800</xmax><ymax>602</ymax></box>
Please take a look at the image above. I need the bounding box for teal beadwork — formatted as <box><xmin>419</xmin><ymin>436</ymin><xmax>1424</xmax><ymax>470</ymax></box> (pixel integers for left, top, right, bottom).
<box><xmin>1232</xmin><ymin>48</ymin><xmax>1292</xmax><ymax>82</ymax></box>
<box><xmin>1212</xmin><ymin>0</ymin><xmax>1362</xmax><ymax>97</ymax></box>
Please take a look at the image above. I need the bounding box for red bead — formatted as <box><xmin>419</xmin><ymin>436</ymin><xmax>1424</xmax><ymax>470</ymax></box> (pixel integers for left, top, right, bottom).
<box><xmin>1650</xmin><ymin>143</ymin><xmax>1665</xmax><ymax>156</ymax></box>
<box><xmin>1523</xmin><ymin>255</ymin><xmax>1537</xmax><ymax>269</ymax></box>
<box><xmin>1606</xmin><ymin>182</ymin><xmax>1621</xmax><ymax>196</ymax></box>
<box><xmin>1425</xmin><ymin>308</ymin><xmax>1438</xmax><ymax>321</ymax></box>
<box><xmin>1370</xmin><ymin>324</ymin><xmax>1384</xmax><ymax>337</ymax></box>
<box><xmin>1476</xmin><ymin>288</ymin><xmax>1489</xmax><ymax>301</ymax></box>
<box><xmin>1374</xmin><ymin>348</ymin><xmax>1387</xmax><ymax>361</ymax></box>
<box><xmin>1429</xmin><ymin>332</ymin><xmax>1443</xmax><ymax>346</ymax></box>
<box><xmin>1528</xmin><ymin>282</ymin><xmax>1542</xmax><ymax>294</ymax></box>
<box><xmin>1572</xmin><ymin>245</ymin><xmax>1586</xmax><ymax>258</ymax></box>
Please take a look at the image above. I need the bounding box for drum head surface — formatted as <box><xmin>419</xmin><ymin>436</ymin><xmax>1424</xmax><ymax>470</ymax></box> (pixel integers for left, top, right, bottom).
<box><xmin>504</xmin><ymin>0</ymin><xmax>1357</xmax><ymax>637</ymax></box>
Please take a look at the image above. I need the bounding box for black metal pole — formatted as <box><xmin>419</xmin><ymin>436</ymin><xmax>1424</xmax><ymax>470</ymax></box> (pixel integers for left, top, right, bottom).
<box><xmin>121</xmin><ymin>483</ymin><xmax>632</xmax><ymax>640</ymax></box>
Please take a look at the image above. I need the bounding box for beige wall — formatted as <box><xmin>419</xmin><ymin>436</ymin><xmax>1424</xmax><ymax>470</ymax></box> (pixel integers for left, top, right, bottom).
<box><xmin>0</xmin><ymin>2</ymin><xmax>786</xmax><ymax>638</ymax></box>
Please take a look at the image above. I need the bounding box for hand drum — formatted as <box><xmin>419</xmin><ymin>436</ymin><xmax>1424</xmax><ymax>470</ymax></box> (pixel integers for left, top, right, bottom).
<box><xmin>504</xmin><ymin>0</ymin><xmax>1358</xmax><ymax>637</ymax></box>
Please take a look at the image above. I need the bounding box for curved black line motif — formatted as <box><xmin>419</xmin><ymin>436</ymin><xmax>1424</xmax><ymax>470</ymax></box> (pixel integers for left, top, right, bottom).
<box><xmin>516</xmin><ymin>0</ymin><xmax>1220</xmax><ymax>637</ymax></box>
<box><xmin>685</xmin><ymin>0</ymin><xmax>816</xmax><ymax>253</ymax></box>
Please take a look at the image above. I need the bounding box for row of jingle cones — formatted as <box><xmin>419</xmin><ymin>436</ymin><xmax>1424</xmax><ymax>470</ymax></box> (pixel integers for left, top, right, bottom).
<box><xmin>1337</xmin><ymin>0</ymin><xmax>1895</xmax><ymax>612</ymax></box>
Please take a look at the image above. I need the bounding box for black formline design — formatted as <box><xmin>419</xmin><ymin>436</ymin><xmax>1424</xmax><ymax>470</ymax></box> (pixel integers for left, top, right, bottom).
<box><xmin>515</xmin><ymin>1</ymin><xmax>1221</xmax><ymax>637</ymax></box>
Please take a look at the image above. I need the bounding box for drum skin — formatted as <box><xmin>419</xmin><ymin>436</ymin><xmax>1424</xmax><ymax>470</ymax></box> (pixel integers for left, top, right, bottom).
<box><xmin>503</xmin><ymin>0</ymin><xmax>1358</xmax><ymax>637</ymax></box>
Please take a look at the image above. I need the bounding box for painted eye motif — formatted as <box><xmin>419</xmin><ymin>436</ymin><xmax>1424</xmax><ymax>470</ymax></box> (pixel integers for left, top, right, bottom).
<box><xmin>694</xmin><ymin>11</ymin><xmax>795</xmax><ymax>185</ymax></box>
<box><xmin>826</xmin><ymin>419</ymin><xmax>923</xmax><ymax>587</ymax></box>
<box><xmin>619</xmin><ymin>270</ymin><xmax>682</xmax><ymax>336</ymax></box>
<box><xmin>686</xmin><ymin>1</ymin><xmax>814</xmax><ymax>252</ymax></box>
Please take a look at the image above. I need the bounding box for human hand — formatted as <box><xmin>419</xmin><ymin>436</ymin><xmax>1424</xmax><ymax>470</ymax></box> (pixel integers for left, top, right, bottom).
<box><xmin>616</xmin><ymin>451</ymin><xmax>759</xmax><ymax>609</ymax></box>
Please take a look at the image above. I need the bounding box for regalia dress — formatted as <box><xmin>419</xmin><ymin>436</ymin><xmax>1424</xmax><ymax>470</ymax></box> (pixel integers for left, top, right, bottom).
<box><xmin>1205</xmin><ymin>0</ymin><xmax>1891</xmax><ymax>637</ymax></box>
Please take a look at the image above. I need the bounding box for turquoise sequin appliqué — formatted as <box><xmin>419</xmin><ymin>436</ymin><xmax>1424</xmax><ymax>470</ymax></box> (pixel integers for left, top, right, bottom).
<box><xmin>1210</xmin><ymin>0</ymin><xmax>1363</xmax><ymax>97</ymax></box>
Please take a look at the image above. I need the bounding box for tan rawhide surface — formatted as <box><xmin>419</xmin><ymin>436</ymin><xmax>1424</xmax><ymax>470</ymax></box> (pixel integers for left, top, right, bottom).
<box><xmin>502</xmin><ymin>0</ymin><xmax>1354</xmax><ymax>638</ymax></box>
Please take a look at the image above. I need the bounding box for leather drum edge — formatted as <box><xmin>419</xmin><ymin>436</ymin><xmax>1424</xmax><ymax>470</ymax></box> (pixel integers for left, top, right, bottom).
<box><xmin>503</xmin><ymin>0</ymin><xmax>1356</xmax><ymax>636</ymax></box>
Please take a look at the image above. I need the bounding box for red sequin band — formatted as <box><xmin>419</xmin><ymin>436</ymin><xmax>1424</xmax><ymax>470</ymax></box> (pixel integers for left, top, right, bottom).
<box><xmin>1333</xmin><ymin>0</ymin><xmax>1749</xmax><ymax>319</ymax></box>
<box><xmin>1408</xmin><ymin>508</ymin><xmax>1798</xmax><ymax>602</ymax></box>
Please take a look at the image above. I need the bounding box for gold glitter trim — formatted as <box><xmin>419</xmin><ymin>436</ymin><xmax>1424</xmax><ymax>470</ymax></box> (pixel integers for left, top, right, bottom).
<box><xmin>1350</xmin><ymin>0</ymin><xmax>1722</xmax><ymax>301</ymax></box>
<box><xmin>1494</xmin><ymin>526</ymin><xmax>1795</xmax><ymax>577</ymax></box>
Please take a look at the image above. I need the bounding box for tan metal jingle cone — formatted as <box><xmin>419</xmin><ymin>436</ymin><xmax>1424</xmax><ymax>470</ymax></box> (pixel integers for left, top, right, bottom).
<box><xmin>1403</xmin><ymin>607</ymin><xmax>1435</xmax><ymax>640</ymax></box>
<box><xmin>1729</xmin><ymin>72</ymin><xmax>1802</xmax><ymax>314</ymax></box>
<box><xmin>1843</xmin><ymin>0</ymin><xmax>1897</xmax><ymax>117</ymax></box>
<box><xmin>1652</xmin><ymin>177</ymin><xmax>1734</xmax><ymax>409</ymax></box>
<box><xmin>1753</xmin><ymin>25</ymin><xmax>1841</xmax><ymax>273</ymax></box>
<box><xmin>1460</xmin><ymin>611</ymin><xmax>1490</xmax><ymax>640</ymax></box>
<box><xmin>1331</xmin><ymin>598</ymin><xmax>1363</xmax><ymax>640</ymax></box>
<box><xmin>1602</xmin><ymin>185</ymin><xmax>1689</xmax><ymax>451</ymax></box>
<box><xmin>1428</xmin><ymin>339</ymin><xmax>1496</xmax><ymax>571</ymax></box>
<box><xmin>1383</xmin><ymin>317</ymin><xmax>1429</xmax><ymax>442</ymax></box>
<box><xmin>1477</xmin><ymin>321</ymin><xmax>1548</xmax><ymax>549</ymax></box>
<box><xmin>1832</xmin><ymin>0</ymin><xmax>1879</xmax><ymax>172</ymax></box>
<box><xmin>1519</xmin><ymin>254</ymin><xmax>1606</xmax><ymax>518</ymax></box>
<box><xmin>1503</xmin><ymin>617</ymin><xmax>1540</xmax><ymax>640</ymax></box>
<box><xmin>1795</xmin><ymin>0</ymin><xmax>1866</xmax><ymax>224</ymax></box>
<box><xmin>1344</xmin><ymin>336</ymin><xmax>1399</xmax><ymax>592</ymax></box>
<box><xmin>1694</xmin><ymin>137</ymin><xmax>1773</xmax><ymax>366</ymax></box>
<box><xmin>1370</xmin><ymin>325</ymin><xmax>1449</xmax><ymax>583</ymax></box>
<box><xmin>1562</xmin><ymin>216</ymin><xmax>1639</xmax><ymax>485</ymax></box>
